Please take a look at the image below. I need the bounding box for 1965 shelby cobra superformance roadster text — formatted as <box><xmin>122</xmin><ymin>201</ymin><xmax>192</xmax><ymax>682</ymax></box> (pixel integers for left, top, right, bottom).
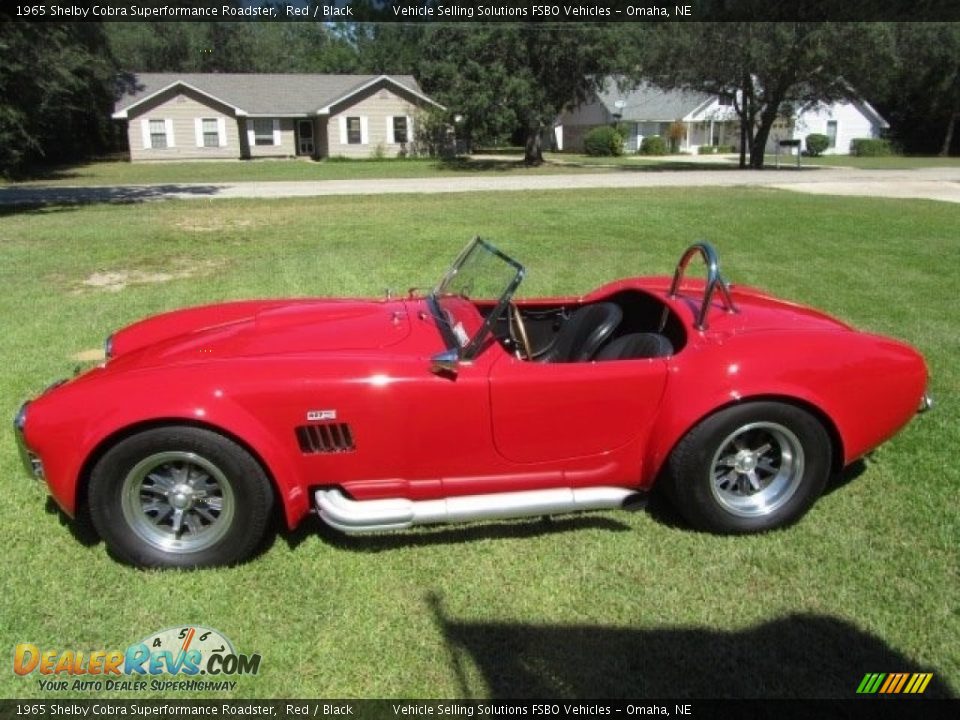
<box><xmin>15</xmin><ymin>239</ymin><xmax>930</xmax><ymax>568</ymax></box>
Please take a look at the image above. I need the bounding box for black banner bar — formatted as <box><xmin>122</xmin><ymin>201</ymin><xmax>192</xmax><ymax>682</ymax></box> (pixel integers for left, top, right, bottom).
<box><xmin>5</xmin><ymin>0</ymin><xmax>960</xmax><ymax>23</ymax></box>
<box><xmin>1</xmin><ymin>699</ymin><xmax>959</xmax><ymax>720</ymax></box>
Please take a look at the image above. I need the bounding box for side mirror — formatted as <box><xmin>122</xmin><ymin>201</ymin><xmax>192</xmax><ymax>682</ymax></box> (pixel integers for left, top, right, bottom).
<box><xmin>430</xmin><ymin>348</ymin><xmax>460</xmax><ymax>378</ymax></box>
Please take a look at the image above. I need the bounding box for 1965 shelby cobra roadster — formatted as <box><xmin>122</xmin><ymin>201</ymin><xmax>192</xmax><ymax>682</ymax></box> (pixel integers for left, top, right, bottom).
<box><xmin>15</xmin><ymin>239</ymin><xmax>930</xmax><ymax>568</ymax></box>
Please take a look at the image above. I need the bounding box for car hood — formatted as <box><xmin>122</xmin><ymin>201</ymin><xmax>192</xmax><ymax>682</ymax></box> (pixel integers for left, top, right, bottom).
<box><xmin>107</xmin><ymin>298</ymin><xmax>413</xmax><ymax>369</ymax></box>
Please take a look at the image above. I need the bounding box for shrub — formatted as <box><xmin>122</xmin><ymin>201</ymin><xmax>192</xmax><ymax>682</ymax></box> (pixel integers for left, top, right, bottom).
<box><xmin>805</xmin><ymin>133</ymin><xmax>829</xmax><ymax>157</ymax></box>
<box><xmin>667</xmin><ymin>121</ymin><xmax>686</xmax><ymax>152</ymax></box>
<box><xmin>583</xmin><ymin>126</ymin><xmax>624</xmax><ymax>156</ymax></box>
<box><xmin>851</xmin><ymin>138</ymin><xmax>895</xmax><ymax>157</ymax></box>
<box><xmin>639</xmin><ymin>135</ymin><xmax>667</xmax><ymax>155</ymax></box>
<box><xmin>697</xmin><ymin>145</ymin><xmax>717</xmax><ymax>155</ymax></box>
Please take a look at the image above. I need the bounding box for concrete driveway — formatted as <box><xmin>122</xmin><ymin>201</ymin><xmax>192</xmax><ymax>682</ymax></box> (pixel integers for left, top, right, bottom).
<box><xmin>1</xmin><ymin>166</ymin><xmax>958</xmax><ymax>206</ymax></box>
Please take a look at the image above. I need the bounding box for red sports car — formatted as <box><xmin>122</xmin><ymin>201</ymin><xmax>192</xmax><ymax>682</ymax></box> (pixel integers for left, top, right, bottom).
<box><xmin>15</xmin><ymin>239</ymin><xmax>930</xmax><ymax>568</ymax></box>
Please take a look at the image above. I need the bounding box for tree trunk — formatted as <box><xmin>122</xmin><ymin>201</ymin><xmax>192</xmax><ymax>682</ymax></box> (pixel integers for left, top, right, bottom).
<box><xmin>739</xmin><ymin>118</ymin><xmax>747</xmax><ymax>168</ymax></box>
<box><xmin>749</xmin><ymin>104</ymin><xmax>781</xmax><ymax>169</ymax></box>
<box><xmin>524</xmin><ymin>125</ymin><xmax>543</xmax><ymax>166</ymax></box>
<box><xmin>941</xmin><ymin>110</ymin><xmax>958</xmax><ymax>157</ymax></box>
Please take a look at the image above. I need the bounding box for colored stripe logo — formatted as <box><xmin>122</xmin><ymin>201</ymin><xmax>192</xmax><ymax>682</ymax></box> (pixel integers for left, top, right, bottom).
<box><xmin>857</xmin><ymin>672</ymin><xmax>933</xmax><ymax>694</ymax></box>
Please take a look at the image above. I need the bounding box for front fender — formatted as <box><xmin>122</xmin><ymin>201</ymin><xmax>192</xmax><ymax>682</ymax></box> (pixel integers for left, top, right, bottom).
<box><xmin>23</xmin><ymin>366</ymin><xmax>309</xmax><ymax>528</ymax></box>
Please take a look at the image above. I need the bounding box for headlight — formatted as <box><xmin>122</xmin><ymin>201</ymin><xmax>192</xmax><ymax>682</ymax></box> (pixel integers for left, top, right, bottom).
<box><xmin>104</xmin><ymin>333</ymin><xmax>115</xmax><ymax>359</ymax></box>
<box><xmin>14</xmin><ymin>402</ymin><xmax>27</xmax><ymax>433</ymax></box>
<box><xmin>14</xmin><ymin>401</ymin><xmax>44</xmax><ymax>482</ymax></box>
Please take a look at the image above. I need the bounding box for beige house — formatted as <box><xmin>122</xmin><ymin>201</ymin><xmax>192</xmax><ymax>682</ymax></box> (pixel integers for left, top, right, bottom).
<box><xmin>113</xmin><ymin>73</ymin><xmax>444</xmax><ymax>161</ymax></box>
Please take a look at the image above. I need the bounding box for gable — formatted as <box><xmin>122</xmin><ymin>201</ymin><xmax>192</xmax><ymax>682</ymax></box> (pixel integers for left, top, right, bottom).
<box><xmin>323</xmin><ymin>77</ymin><xmax>438</xmax><ymax>116</ymax></box>
<box><xmin>119</xmin><ymin>84</ymin><xmax>240</xmax><ymax>121</ymax></box>
<box><xmin>114</xmin><ymin>73</ymin><xmax>440</xmax><ymax>120</ymax></box>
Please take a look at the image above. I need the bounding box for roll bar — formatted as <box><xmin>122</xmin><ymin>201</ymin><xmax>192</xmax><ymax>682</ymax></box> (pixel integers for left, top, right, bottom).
<box><xmin>662</xmin><ymin>241</ymin><xmax>738</xmax><ymax>331</ymax></box>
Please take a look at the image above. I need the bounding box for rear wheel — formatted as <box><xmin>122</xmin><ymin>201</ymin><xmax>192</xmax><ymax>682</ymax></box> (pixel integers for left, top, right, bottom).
<box><xmin>664</xmin><ymin>402</ymin><xmax>831</xmax><ymax>533</ymax></box>
<box><xmin>88</xmin><ymin>427</ymin><xmax>273</xmax><ymax>568</ymax></box>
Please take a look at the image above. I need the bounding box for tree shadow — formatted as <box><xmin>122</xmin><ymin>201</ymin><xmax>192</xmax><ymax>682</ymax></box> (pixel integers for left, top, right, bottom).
<box><xmin>436</xmin><ymin>157</ymin><xmax>535</xmax><ymax>172</ymax></box>
<box><xmin>0</xmin><ymin>183</ymin><xmax>223</xmax><ymax>215</ymax></box>
<box><xmin>281</xmin><ymin>511</ymin><xmax>631</xmax><ymax>555</ymax></box>
<box><xmin>428</xmin><ymin>595</ymin><xmax>956</xmax><ymax>700</ymax></box>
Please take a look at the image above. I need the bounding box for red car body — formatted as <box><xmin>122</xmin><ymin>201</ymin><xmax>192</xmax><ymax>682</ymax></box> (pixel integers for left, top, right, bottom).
<box><xmin>15</xmin><ymin>241</ymin><xmax>929</xmax><ymax>567</ymax></box>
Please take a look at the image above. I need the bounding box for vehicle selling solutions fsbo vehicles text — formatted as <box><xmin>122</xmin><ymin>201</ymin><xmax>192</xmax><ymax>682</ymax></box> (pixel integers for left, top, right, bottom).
<box><xmin>390</xmin><ymin>5</ymin><xmax>687</xmax><ymax>18</ymax></box>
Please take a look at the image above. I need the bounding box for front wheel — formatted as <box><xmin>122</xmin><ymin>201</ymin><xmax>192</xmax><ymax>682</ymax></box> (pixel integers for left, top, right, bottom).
<box><xmin>664</xmin><ymin>402</ymin><xmax>832</xmax><ymax>533</ymax></box>
<box><xmin>88</xmin><ymin>427</ymin><xmax>273</xmax><ymax>568</ymax></box>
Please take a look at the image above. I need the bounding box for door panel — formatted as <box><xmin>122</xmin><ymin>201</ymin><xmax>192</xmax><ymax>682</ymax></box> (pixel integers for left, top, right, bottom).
<box><xmin>489</xmin><ymin>354</ymin><xmax>667</xmax><ymax>464</ymax></box>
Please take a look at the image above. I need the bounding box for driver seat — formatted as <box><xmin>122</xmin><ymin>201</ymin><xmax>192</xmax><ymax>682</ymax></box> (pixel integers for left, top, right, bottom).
<box><xmin>538</xmin><ymin>303</ymin><xmax>622</xmax><ymax>363</ymax></box>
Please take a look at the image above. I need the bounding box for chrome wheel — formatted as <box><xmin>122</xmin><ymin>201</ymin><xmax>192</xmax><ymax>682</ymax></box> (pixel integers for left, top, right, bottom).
<box><xmin>120</xmin><ymin>451</ymin><xmax>236</xmax><ymax>553</ymax></box>
<box><xmin>709</xmin><ymin>421</ymin><xmax>805</xmax><ymax>518</ymax></box>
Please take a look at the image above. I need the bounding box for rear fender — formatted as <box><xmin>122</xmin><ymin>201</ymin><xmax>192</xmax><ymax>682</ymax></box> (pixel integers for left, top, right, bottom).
<box><xmin>642</xmin><ymin>330</ymin><xmax>925</xmax><ymax>484</ymax></box>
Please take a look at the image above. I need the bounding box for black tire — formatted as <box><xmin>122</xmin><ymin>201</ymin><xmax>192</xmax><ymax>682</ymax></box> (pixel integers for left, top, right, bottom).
<box><xmin>663</xmin><ymin>402</ymin><xmax>831</xmax><ymax>533</ymax></box>
<box><xmin>88</xmin><ymin>426</ymin><xmax>273</xmax><ymax>568</ymax></box>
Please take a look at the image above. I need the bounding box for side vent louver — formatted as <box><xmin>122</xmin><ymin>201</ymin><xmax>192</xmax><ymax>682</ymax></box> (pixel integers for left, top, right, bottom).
<box><xmin>296</xmin><ymin>423</ymin><xmax>356</xmax><ymax>454</ymax></box>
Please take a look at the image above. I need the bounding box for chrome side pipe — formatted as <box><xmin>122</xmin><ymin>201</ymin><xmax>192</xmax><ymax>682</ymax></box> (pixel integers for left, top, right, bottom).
<box><xmin>315</xmin><ymin>487</ymin><xmax>641</xmax><ymax>534</ymax></box>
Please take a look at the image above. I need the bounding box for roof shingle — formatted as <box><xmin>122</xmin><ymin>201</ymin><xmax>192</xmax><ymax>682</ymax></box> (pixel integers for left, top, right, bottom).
<box><xmin>115</xmin><ymin>73</ymin><xmax>427</xmax><ymax>116</ymax></box>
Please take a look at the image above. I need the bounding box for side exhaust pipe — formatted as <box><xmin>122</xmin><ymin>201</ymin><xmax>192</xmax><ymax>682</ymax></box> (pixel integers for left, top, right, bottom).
<box><xmin>315</xmin><ymin>486</ymin><xmax>642</xmax><ymax>534</ymax></box>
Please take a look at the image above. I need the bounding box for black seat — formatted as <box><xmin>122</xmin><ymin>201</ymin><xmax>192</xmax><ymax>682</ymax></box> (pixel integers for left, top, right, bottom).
<box><xmin>538</xmin><ymin>302</ymin><xmax>622</xmax><ymax>363</ymax></box>
<box><xmin>595</xmin><ymin>332</ymin><xmax>674</xmax><ymax>361</ymax></box>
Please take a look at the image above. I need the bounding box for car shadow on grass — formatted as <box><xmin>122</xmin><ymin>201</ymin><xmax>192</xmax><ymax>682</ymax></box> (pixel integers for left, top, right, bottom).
<box><xmin>281</xmin><ymin>512</ymin><xmax>631</xmax><ymax>555</ymax></box>
<box><xmin>644</xmin><ymin>459</ymin><xmax>871</xmax><ymax>532</ymax></box>
<box><xmin>823</xmin><ymin>458</ymin><xmax>868</xmax><ymax>496</ymax></box>
<box><xmin>428</xmin><ymin>594</ymin><xmax>956</xmax><ymax>699</ymax></box>
<box><xmin>45</xmin><ymin>497</ymin><xmax>100</xmax><ymax>547</ymax></box>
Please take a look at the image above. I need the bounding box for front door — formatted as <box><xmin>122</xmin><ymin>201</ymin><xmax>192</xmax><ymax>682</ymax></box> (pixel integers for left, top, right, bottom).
<box><xmin>488</xmin><ymin>353</ymin><xmax>668</xmax><ymax>465</ymax></box>
<box><xmin>297</xmin><ymin>120</ymin><xmax>315</xmax><ymax>156</ymax></box>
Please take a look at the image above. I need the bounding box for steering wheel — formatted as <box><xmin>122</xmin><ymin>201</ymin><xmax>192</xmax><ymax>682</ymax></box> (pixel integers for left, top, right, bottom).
<box><xmin>508</xmin><ymin>302</ymin><xmax>533</xmax><ymax>360</ymax></box>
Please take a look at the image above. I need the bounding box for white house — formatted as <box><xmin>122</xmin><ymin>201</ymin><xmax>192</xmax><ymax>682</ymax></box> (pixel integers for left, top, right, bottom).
<box><xmin>554</xmin><ymin>78</ymin><xmax>888</xmax><ymax>155</ymax></box>
<box><xmin>786</xmin><ymin>99</ymin><xmax>889</xmax><ymax>154</ymax></box>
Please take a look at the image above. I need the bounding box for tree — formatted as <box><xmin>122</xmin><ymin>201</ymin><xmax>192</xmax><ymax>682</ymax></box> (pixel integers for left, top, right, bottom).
<box><xmin>418</xmin><ymin>24</ymin><xmax>631</xmax><ymax>164</ymax></box>
<box><xmin>106</xmin><ymin>22</ymin><xmax>360</xmax><ymax>75</ymax></box>
<box><xmin>642</xmin><ymin>23</ymin><xmax>893</xmax><ymax>168</ymax></box>
<box><xmin>0</xmin><ymin>17</ymin><xmax>117</xmax><ymax>175</ymax></box>
<box><xmin>884</xmin><ymin>24</ymin><xmax>960</xmax><ymax>156</ymax></box>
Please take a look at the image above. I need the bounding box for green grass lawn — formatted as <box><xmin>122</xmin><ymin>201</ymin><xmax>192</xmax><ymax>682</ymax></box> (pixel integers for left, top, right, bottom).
<box><xmin>1</xmin><ymin>188</ymin><xmax>957</xmax><ymax>700</ymax></box>
<box><xmin>5</xmin><ymin>153</ymin><xmax>956</xmax><ymax>188</ymax></box>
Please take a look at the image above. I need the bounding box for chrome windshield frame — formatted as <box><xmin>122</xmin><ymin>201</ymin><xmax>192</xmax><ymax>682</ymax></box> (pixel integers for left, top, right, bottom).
<box><xmin>429</xmin><ymin>237</ymin><xmax>525</xmax><ymax>361</ymax></box>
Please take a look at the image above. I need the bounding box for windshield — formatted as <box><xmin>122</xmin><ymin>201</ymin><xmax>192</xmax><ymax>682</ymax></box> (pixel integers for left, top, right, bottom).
<box><xmin>430</xmin><ymin>237</ymin><xmax>525</xmax><ymax>359</ymax></box>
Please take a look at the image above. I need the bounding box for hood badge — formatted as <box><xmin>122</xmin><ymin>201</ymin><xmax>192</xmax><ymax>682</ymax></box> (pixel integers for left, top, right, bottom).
<box><xmin>307</xmin><ymin>409</ymin><xmax>337</xmax><ymax>422</ymax></box>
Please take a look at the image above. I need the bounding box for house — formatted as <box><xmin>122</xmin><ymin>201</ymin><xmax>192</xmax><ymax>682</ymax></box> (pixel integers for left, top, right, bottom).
<box><xmin>112</xmin><ymin>73</ymin><xmax>444</xmax><ymax>161</ymax></box>
<box><xmin>554</xmin><ymin>79</ymin><xmax>739</xmax><ymax>154</ymax></box>
<box><xmin>554</xmin><ymin>78</ymin><xmax>888</xmax><ymax>155</ymax></box>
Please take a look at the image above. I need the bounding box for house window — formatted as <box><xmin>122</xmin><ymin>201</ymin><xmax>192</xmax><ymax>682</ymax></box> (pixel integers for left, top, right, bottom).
<box><xmin>826</xmin><ymin>120</ymin><xmax>838</xmax><ymax>148</ymax></box>
<box><xmin>253</xmin><ymin>119</ymin><xmax>275</xmax><ymax>146</ymax></box>
<box><xmin>202</xmin><ymin>119</ymin><xmax>219</xmax><ymax>147</ymax></box>
<box><xmin>392</xmin><ymin>116</ymin><xmax>408</xmax><ymax>144</ymax></box>
<box><xmin>149</xmin><ymin>119</ymin><xmax>167</xmax><ymax>149</ymax></box>
<box><xmin>718</xmin><ymin>93</ymin><xmax>734</xmax><ymax>106</ymax></box>
<box><xmin>346</xmin><ymin>117</ymin><xmax>362</xmax><ymax>144</ymax></box>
